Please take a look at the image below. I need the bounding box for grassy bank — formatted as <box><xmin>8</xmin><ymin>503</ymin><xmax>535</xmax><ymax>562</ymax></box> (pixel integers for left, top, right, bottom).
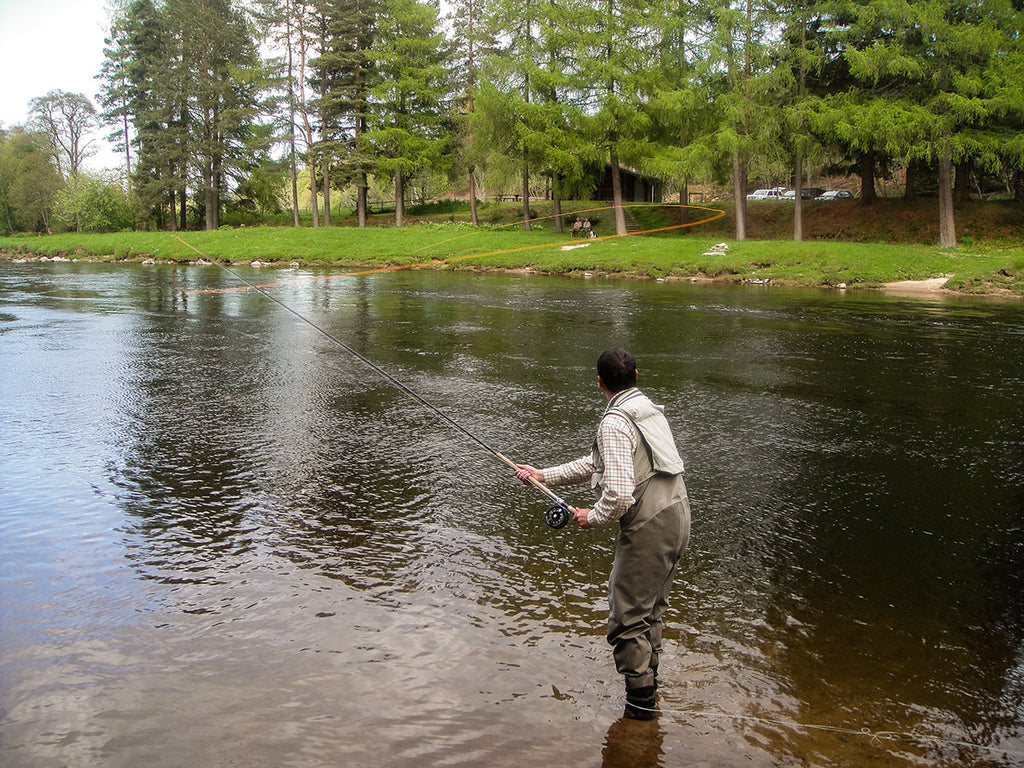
<box><xmin>1</xmin><ymin>212</ymin><xmax>1022</xmax><ymax>296</ymax></box>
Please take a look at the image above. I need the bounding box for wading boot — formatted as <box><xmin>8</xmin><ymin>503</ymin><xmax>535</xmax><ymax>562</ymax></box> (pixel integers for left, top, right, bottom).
<box><xmin>623</xmin><ymin>684</ymin><xmax>657</xmax><ymax>721</ymax></box>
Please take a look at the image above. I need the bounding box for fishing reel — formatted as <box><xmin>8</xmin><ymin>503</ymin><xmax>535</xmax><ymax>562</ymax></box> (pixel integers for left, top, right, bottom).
<box><xmin>545</xmin><ymin>502</ymin><xmax>572</xmax><ymax>530</ymax></box>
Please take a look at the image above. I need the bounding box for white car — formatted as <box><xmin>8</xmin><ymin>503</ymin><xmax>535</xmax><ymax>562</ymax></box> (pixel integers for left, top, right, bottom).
<box><xmin>747</xmin><ymin>188</ymin><xmax>785</xmax><ymax>200</ymax></box>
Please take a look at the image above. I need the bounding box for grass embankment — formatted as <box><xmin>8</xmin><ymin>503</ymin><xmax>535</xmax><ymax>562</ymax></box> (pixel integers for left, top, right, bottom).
<box><xmin>1</xmin><ymin>199</ymin><xmax>1022</xmax><ymax>295</ymax></box>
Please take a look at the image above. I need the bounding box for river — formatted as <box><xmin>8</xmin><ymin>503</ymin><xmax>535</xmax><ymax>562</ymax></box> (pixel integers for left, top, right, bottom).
<box><xmin>2</xmin><ymin>261</ymin><xmax>1023</xmax><ymax>767</ymax></box>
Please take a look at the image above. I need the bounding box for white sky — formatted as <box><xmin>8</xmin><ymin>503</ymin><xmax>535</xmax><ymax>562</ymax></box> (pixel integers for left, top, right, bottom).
<box><xmin>0</xmin><ymin>0</ymin><xmax>117</xmax><ymax>169</ymax></box>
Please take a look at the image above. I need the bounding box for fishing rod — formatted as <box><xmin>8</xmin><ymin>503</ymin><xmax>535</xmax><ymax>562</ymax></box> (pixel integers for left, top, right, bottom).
<box><xmin>173</xmin><ymin>236</ymin><xmax>574</xmax><ymax>529</ymax></box>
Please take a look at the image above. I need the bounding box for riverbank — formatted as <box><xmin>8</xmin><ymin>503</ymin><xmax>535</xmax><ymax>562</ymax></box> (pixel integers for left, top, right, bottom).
<box><xmin>2</xmin><ymin>222</ymin><xmax>1022</xmax><ymax>296</ymax></box>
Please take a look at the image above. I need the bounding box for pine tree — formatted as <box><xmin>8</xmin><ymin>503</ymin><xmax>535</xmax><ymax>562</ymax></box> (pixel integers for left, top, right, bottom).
<box><xmin>315</xmin><ymin>0</ymin><xmax>378</xmax><ymax>227</ymax></box>
<box><xmin>365</xmin><ymin>0</ymin><xmax>450</xmax><ymax>226</ymax></box>
<box><xmin>447</xmin><ymin>0</ymin><xmax>493</xmax><ymax>226</ymax></box>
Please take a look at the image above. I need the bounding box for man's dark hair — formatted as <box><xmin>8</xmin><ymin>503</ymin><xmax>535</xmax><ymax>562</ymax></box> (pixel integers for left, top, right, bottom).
<box><xmin>597</xmin><ymin>348</ymin><xmax>638</xmax><ymax>393</ymax></box>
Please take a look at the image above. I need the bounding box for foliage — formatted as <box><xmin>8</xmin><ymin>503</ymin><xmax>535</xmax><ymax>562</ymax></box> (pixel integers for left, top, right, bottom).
<box><xmin>28</xmin><ymin>90</ymin><xmax>98</xmax><ymax>180</ymax></box>
<box><xmin>365</xmin><ymin>0</ymin><xmax>451</xmax><ymax>225</ymax></box>
<box><xmin>52</xmin><ymin>172</ymin><xmax>135</xmax><ymax>233</ymax></box>
<box><xmin>0</xmin><ymin>127</ymin><xmax>63</xmax><ymax>234</ymax></box>
<box><xmin>1</xmin><ymin>0</ymin><xmax>1021</xmax><ymax>251</ymax></box>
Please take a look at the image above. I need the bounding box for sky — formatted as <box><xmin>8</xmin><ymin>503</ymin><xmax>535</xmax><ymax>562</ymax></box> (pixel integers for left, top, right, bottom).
<box><xmin>0</xmin><ymin>0</ymin><xmax>118</xmax><ymax>169</ymax></box>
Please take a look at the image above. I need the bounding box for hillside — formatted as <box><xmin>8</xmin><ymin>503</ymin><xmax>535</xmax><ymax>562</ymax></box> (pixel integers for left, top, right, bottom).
<box><xmin>694</xmin><ymin>198</ymin><xmax>1023</xmax><ymax>244</ymax></box>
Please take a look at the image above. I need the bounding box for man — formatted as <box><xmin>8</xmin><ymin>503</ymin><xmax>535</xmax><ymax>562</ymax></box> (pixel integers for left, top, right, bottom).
<box><xmin>515</xmin><ymin>348</ymin><xmax>691</xmax><ymax>720</ymax></box>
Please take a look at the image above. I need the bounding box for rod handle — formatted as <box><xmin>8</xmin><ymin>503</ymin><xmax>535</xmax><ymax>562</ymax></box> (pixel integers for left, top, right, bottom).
<box><xmin>495</xmin><ymin>452</ymin><xmax>571</xmax><ymax>507</ymax></box>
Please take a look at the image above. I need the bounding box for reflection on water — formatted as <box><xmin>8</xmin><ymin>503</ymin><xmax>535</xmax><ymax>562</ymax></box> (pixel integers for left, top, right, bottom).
<box><xmin>2</xmin><ymin>261</ymin><xmax>1023</xmax><ymax>767</ymax></box>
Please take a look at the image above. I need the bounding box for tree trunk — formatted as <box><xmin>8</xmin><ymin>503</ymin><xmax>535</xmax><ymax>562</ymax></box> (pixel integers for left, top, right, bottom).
<box><xmin>395</xmin><ymin>168</ymin><xmax>405</xmax><ymax>227</ymax></box>
<box><xmin>179</xmin><ymin>183</ymin><xmax>187</xmax><ymax>231</ymax></box>
<box><xmin>469</xmin><ymin>169</ymin><xmax>479</xmax><ymax>227</ymax></box>
<box><xmin>290</xmin><ymin>147</ymin><xmax>300</xmax><ymax>226</ymax></box>
<box><xmin>551</xmin><ymin>172</ymin><xmax>563</xmax><ymax>234</ymax></box>
<box><xmin>521</xmin><ymin>164</ymin><xmax>531</xmax><ymax>231</ymax></box>
<box><xmin>286</xmin><ymin>13</ymin><xmax>300</xmax><ymax>227</ymax></box>
<box><xmin>733</xmin><ymin>150</ymin><xmax>747</xmax><ymax>241</ymax></box>
<box><xmin>938</xmin><ymin>151</ymin><xmax>957</xmax><ymax>249</ymax></box>
<box><xmin>610</xmin><ymin>146</ymin><xmax>627</xmax><ymax>235</ymax></box>
<box><xmin>205</xmin><ymin>187</ymin><xmax>218</xmax><ymax>230</ymax></box>
<box><xmin>122</xmin><ymin>112</ymin><xmax>132</xmax><ymax>192</ymax></box>
<box><xmin>307</xmin><ymin>155</ymin><xmax>319</xmax><ymax>228</ymax></box>
<box><xmin>321</xmin><ymin>157</ymin><xmax>331</xmax><ymax>227</ymax></box>
<box><xmin>357</xmin><ymin>171</ymin><xmax>367</xmax><ymax>227</ymax></box>
<box><xmin>793</xmin><ymin>149</ymin><xmax>803</xmax><ymax>242</ymax></box>
<box><xmin>859</xmin><ymin>151</ymin><xmax>877</xmax><ymax>205</ymax></box>
<box><xmin>168</xmin><ymin>177</ymin><xmax>178</xmax><ymax>232</ymax></box>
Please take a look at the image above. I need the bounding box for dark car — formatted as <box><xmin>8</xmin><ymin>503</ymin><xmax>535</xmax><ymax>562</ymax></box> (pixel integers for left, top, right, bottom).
<box><xmin>817</xmin><ymin>190</ymin><xmax>854</xmax><ymax>200</ymax></box>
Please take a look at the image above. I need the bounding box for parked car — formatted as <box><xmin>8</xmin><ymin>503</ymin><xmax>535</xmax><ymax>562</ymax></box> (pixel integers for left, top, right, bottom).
<box><xmin>817</xmin><ymin>190</ymin><xmax>854</xmax><ymax>200</ymax></box>
<box><xmin>747</xmin><ymin>188</ymin><xmax>786</xmax><ymax>200</ymax></box>
<box><xmin>781</xmin><ymin>187</ymin><xmax>825</xmax><ymax>200</ymax></box>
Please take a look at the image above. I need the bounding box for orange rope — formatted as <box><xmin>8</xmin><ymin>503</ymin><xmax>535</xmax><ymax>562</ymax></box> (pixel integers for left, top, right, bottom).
<box><xmin>177</xmin><ymin>203</ymin><xmax>725</xmax><ymax>295</ymax></box>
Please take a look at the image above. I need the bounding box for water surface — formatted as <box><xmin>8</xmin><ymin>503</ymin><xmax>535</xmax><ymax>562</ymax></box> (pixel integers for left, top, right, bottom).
<box><xmin>2</xmin><ymin>261</ymin><xmax>1023</xmax><ymax>767</ymax></box>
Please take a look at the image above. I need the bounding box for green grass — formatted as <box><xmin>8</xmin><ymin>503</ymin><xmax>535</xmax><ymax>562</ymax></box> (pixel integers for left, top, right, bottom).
<box><xmin>2</xmin><ymin>221</ymin><xmax>1022</xmax><ymax>296</ymax></box>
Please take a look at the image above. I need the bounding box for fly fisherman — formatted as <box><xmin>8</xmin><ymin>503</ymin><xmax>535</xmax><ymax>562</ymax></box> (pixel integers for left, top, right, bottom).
<box><xmin>515</xmin><ymin>348</ymin><xmax>691</xmax><ymax>720</ymax></box>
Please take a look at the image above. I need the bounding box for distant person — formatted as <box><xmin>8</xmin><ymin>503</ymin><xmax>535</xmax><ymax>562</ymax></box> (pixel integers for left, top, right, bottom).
<box><xmin>582</xmin><ymin>218</ymin><xmax>592</xmax><ymax>237</ymax></box>
<box><xmin>514</xmin><ymin>348</ymin><xmax>691</xmax><ymax>720</ymax></box>
<box><xmin>572</xmin><ymin>218</ymin><xmax>582</xmax><ymax>237</ymax></box>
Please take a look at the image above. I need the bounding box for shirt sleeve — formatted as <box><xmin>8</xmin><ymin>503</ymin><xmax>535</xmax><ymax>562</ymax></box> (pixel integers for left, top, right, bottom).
<box><xmin>541</xmin><ymin>456</ymin><xmax>594</xmax><ymax>487</ymax></box>
<box><xmin>587</xmin><ymin>412</ymin><xmax>637</xmax><ymax>526</ymax></box>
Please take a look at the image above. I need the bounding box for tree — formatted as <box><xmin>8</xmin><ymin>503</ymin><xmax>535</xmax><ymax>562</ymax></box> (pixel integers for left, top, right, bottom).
<box><xmin>446</xmin><ymin>0</ymin><xmax>493</xmax><ymax>227</ymax></box>
<box><xmin>251</xmin><ymin>0</ymin><xmax>303</xmax><ymax>225</ymax></box>
<box><xmin>833</xmin><ymin>0</ymin><xmax>1024</xmax><ymax>247</ymax></box>
<box><xmin>476</xmin><ymin>0</ymin><xmax>546</xmax><ymax>230</ymax></box>
<box><xmin>171</xmin><ymin>0</ymin><xmax>266</xmax><ymax>230</ymax></box>
<box><xmin>572</xmin><ymin>0</ymin><xmax>673</xmax><ymax>235</ymax></box>
<box><xmin>314</xmin><ymin>0</ymin><xmax>378</xmax><ymax>227</ymax></box>
<box><xmin>0</xmin><ymin>127</ymin><xmax>63</xmax><ymax>234</ymax></box>
<box><xmin>98</xmin><ymin>12</ymin><xmax>136</xmax><ymax>187</ymax></box>
<box><xmin>777</xmin><ymin>0</ymin><xmax>827</xmax><ymax>240</ymax></box>
<box><xmin>53</xmin><ymin>172</ymin><xmax>135</xmax><ymax>233</ymax></box>
<box><xmin>701</xmin><ymin>0</ymin><xmax>784</xmax><ymax>241</ymax></box>
<box><xmin>100</xmin><ymin>0</ymin><xmax>272</xmax><ymax>231</ymax></box>
<box><xmin>365</xmin><ymin>0</ymin><xmax>450</xmax><ymax>226</ymax></box>
<box><xmin>28</xmin><ymin>90</ymin><xmax>98</xmax><ymax>180</ymax></box>
<box><xmin>101</xmin><ymin>0</ymin><xmax>188</xmax><ymax>230</ymax></box>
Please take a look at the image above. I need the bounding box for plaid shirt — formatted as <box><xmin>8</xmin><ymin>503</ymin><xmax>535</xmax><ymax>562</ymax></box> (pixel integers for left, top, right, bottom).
<box><xmin>542</xmin><ymin>390</ymin><xmax>641</xmax><ymax>526</ymax></box>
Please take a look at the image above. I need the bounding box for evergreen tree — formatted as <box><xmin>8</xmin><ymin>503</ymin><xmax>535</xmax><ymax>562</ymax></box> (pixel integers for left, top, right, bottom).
<box><xmin>98</xmin><ymin>12</ymin><xmax>136</xmax><ymax>188</ymax></box>
<box><xmin>446</xmin><ymin>0</ymin><xmax>493</xmax><ymax>226</ymax></box>
<box><xmin>100</xmin><ymin>0</ymin><xmax>270</xmax><ymax>231</ymax></box>
<box><xmin>315</xmin><ymin>0</ymin><xmax>378</xmax><ymax>227</ymax></box>
<box><xmin>776</xmin><ymin>0</ymin><xmax>827</xmax><ymax>240</ymax></box>
<box><xmin>700</xmin><ymin>0</ymin><xmax>783</xmax><ymax>240</ymax></box>
<box><xmin>170</xmin><ymin>0</ymin><xmax>265</xmax><ymax>230</ymax></box>
<box><xmin>827</xmin><ymin>0</ymin><xmax>1024</xmax><ymax>247</ymax></box>
<box><xmin>571</xmin><ymin>0</ymin><xmax>669</xmax><ymax>234</ymax></box>
<box><xmin>477</xmin><ymin>0</ymin><xmax>546</xmax><ymax>230</ymax></box>
<box><xmin>365</xmin><ymin>0</ymin><xmax>450</xmax><ymax>226</ymax></box>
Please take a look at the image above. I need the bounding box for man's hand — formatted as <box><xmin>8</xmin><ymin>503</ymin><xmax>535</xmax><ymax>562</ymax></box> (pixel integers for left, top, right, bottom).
<box><xmin>573</xmin><ymin>507</ymin><xmax>593</xmax><ymax>529</ymax></box>
<box><xmin>514</xmin><ymin>464</ymin><xmax>543</xmax><ymax>485</ymax></box>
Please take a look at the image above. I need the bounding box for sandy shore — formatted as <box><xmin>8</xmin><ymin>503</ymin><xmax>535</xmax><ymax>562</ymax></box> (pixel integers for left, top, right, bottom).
<box><xmin>881</xmin><ymin>276</ymin><xmax>951</xmax><ymax>295</ymax></box>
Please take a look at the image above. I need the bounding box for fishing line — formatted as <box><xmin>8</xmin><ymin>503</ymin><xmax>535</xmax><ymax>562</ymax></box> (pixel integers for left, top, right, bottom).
<box><xmin>173</xmin><ymin>235</ymin><xmax>575</xmax><ymax>528</ymax></box>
